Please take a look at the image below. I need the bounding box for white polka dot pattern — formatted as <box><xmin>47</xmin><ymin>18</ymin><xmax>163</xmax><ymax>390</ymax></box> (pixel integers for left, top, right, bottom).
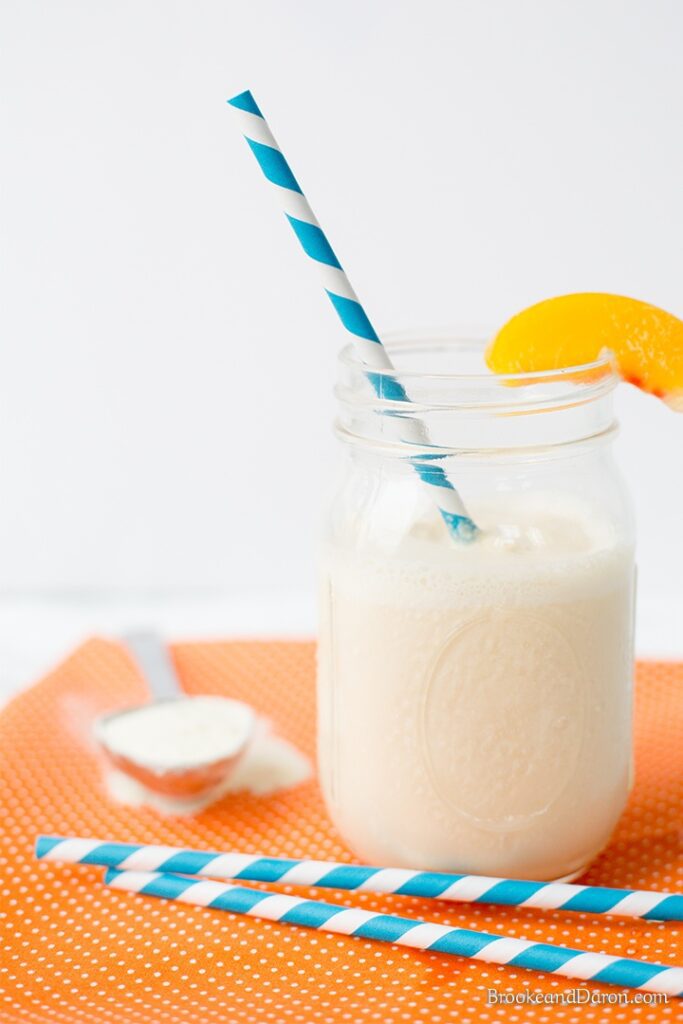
<box><xmin>0</xmin><ymin>639</ymin><xmax>681</xmax><ymax>1022</ymax></box>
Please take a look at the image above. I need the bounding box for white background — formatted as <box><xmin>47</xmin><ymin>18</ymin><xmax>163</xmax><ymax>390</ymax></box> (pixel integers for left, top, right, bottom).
<box><xmin>1</xmin><ymin>0</ymin><xmax>682</xmax><ymax>687</ymax></box>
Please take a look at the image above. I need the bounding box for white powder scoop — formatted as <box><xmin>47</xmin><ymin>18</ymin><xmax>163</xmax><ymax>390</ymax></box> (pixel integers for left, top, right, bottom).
<box><xmin>95</xmin><ymin>632</ymin><xmax>255</xmax><ymax>798</ymax></box>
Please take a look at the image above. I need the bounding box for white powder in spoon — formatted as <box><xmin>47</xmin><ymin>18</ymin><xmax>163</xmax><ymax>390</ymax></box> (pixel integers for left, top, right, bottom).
<box><xmin>103</xmin><ymin>716</ymin><xmax>311</xmax><ymax>815</ymax></box>
<box><xmin>98</xmin><ymin>696</ymin><xmax>254</xmax><ymax>771</ymax></box>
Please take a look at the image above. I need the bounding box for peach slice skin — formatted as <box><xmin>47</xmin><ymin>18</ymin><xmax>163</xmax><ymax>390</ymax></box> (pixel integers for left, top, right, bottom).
<box><xmin>486</xmin><ymin>293</ymin><xmax>683</xmax><ymax>410</ymax></box>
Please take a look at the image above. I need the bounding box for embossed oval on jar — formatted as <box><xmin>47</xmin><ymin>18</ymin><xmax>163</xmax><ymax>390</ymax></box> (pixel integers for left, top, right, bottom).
<box><xmin>420</xmin><ymin>612</ymin><xmax>586</xmax><ymax>831</ymax></box>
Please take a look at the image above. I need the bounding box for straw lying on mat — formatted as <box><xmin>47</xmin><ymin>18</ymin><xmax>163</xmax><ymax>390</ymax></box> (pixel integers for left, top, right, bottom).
<box><xmin>36</xmin><ymin>836</ymin><xmax>683</xmax><ymax>921</ymax></box>
<box><xmin>227</xmin><ymin>89</ymin><xmax>478</xmax><ymax>542</ymax></box>
<box><xmin>102</xmin><ymin>868</ymin><xmax>683</xmax><ymax>997</ymax></box>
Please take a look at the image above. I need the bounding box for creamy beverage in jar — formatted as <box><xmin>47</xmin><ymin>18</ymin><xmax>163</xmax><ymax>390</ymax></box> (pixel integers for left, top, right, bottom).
<box><xmin>318</xmin><ymin>494</ymin><xmax>634</xmax><ymax>881</ymax></box>
<box><xmin>318</xmin><ymin>335</ymin><xmax>637</xmax><ymax>881</ymax></box>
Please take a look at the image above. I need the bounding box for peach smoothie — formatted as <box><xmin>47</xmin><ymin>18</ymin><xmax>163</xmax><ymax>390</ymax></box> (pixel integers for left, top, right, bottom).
<box><xmin>318</xmin><ymin>496</ymin><xmax>635</xmax><ymax>881</ymax></box>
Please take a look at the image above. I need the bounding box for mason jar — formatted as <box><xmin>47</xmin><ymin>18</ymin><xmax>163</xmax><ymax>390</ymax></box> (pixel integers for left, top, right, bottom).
<box><xmin>317</xmin><ymin>334</ymin><xmax>635</xmax><ymax>882</ymax></box>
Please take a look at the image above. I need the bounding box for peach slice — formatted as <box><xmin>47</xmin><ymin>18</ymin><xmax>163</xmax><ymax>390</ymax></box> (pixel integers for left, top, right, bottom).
<box><xmin>486</xmin><ymin>293</ymin><xmax>683</xmax><ymax>410</ymax></box>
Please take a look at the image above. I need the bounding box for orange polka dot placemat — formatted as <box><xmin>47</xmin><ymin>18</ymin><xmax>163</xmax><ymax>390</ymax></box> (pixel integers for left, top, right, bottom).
<box><xmin>0</xmin><ymin>640</ymin><xmax>682</xmax><ymax>1024</ymax></box>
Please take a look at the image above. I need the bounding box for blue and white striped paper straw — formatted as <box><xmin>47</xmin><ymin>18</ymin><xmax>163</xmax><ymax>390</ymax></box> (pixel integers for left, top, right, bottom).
<box><xmin>227</xmin><ymin>89</ymin><xmax>478</xmax><ymax>542</ymax></box>
<box><xmin>36</xmin><ymin>836</ymin><xmax>683</xmax><ymax>922</ymax></box>
<box><xmin>103</xmin><ymin>868</ymin><xmax>683</xmax><ymax>997</ymax></box>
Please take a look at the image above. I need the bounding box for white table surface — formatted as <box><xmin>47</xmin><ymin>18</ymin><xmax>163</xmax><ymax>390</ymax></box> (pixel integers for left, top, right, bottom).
<box><xmin>0</xmin><ymin>592</ymin><xmax>315</xmax><ymax>704</ymax></box>
<box><xmin>0</xmin><ymin>592</ymin><xmax>681</xmax><ymax>705</ymax></box>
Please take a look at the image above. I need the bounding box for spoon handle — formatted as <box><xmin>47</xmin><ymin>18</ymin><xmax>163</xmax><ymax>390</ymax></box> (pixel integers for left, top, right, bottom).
<box><xmin>122</xmin><ymin>631</ymin><xmax>183</xmax><ymax>701</ymax></box>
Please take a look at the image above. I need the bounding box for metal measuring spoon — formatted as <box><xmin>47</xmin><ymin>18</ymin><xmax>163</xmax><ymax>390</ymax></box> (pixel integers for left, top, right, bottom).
<box><xmin>94</xmin><ymin>631</ymin><xmax>255</xmax><ymax>799</ymax></box>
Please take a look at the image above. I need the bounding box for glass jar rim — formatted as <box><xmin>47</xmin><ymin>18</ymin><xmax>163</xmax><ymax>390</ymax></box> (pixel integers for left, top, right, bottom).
<box><xmin>338</xmin><ymin>331</ymin><xmax>617</xmax><ymax>388</ymax></box>
<box><xmin>335</xmin><ymin>332</ymin><xmax>619</xmax><ymax>456</ymax></box>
